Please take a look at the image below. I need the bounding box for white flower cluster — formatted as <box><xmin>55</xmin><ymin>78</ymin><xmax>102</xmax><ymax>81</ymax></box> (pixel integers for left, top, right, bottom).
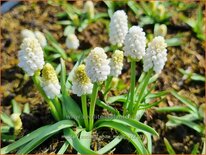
<box><xmin>109</xmin><ymin>10</ymin><xmax>128</xmax><ymax>46</ymax></box>
<box><xmin>18</xmin><ymin>38</ymin><xmax>45</xmax><ymax>76</ymax></box>
<box><xmin>85</xmin><ymin>47</ymin><xmax>110</xmax><ymax>83</ymax></box>
<box><xmin>72</xmin><ymin>64</ymin><xmax>93</xmax><ymax>96</ymax></box>
<box><xmin>41</xmin><ymin>63</ymin><xmax>61</xmax><ymax>99</ymax></box>
<box><xmin>66</xmin><ymin>34</ymin><xmax>79</xmax><ymax>50</ymax></box>
<box><xmin>143</xmin><ymin>36</ymin><xmax>167</xmax><ymax>74</ymax></box>
<box><xmin>123</xmin><ymin>26</ymin><xmax>146</xmax><ymax>60</ymax></box>
<box><xmin>21</xmin><ymin>29</ymin><xmax>47</xmax><ymax>48</ymax></box>
<box><xmin>109</xmin><ymin>50</ymin><xmax>124</xmax><ymax>77</ymax></box>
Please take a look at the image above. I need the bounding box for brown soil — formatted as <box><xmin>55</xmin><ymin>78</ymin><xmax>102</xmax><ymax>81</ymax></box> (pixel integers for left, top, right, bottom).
<box><xmin>1</xmin><ymin>1</ymin><xmax>205</xmax><ymax>154</ymax></box>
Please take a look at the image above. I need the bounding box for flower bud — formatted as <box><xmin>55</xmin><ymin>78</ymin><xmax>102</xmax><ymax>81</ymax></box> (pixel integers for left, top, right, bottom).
<box><xmin>123</xmin><ymin>26</ymin><xmax>146</xmax><ymax>60</ymax></box>
<box><xmin>154</xmin><ymin>24</ymin><xmax>167</xmax><ymax>37</ymax></box>
<box><xmin>11</xmin><ymin>113</ymin><xmax>22</xmax><ymax>136</ymax></box>
<box><xmin>34</xmin><ymin>31</ymin><xmax>47</xmax><ymax>48</ymax></box>
<box><xmin>72</xmin><ymin>64</ymin><xmax>93</xmax><ymax>96</ymax></box>
<box><xmin>85</xmin><ymin>47</ymin><xmax>110</xmax><ymax>82</ymax></box>
<box><xmin>18</xmin><ymin>38</ymin><xmax>45</xmax><ymax>76</ymax></box>
<box><xmin>84</xmin><ymin>0</ymin><xmax>95</xmax><ymax>19</ymax></box>
<box><xmin>143</xmin><ymin>36</ymin><xmax>167</xmax><ymax>74</ymax></box>
<box><xmin>21</xmin><ymin>29</ymin><xmax>47</xmax><ymax>48</ymax></box>
<box><xmin>41</xmin><ymin>63</ymin><xmax>61</xmax><ymax>99</ymax></box>
<box><xmin>66</xmin><ymin>34</ymin><xmax>79</xmax><ymax>50</ymax></box>
<box><xmin>109</xmin><ymin>10</ymin><xmax>128</xmax><ymax>46</ymax></box>
<box><xmin>109</xmin><ymin>50</ymin><xmax>124</xmax><ymax>77</ymax></box>
<box><xmin>21</xmin><ymin>29</ymin><xmax>36</xmax><ymax>38</ymax></box>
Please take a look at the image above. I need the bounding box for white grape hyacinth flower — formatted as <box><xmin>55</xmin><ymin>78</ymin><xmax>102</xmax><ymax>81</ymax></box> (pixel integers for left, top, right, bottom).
<box><xmin>123</xmin><ymin>26</ymin><xmax>146</xmax><ymax>60</ymax></box>
<box><xmin>143</xmin><ymin>36</ymin><xmax>167</xmax><ymax>74</ymax></box>
<box><xmin>109</xmin><ymin>10</ymin><xmax>128</xmax><ymax>46</ymax></box>
<box><xmin>109</xmin><ymin>50</ymin><xmax>124</xmax><ymax>77</ymax></box>
<box><xmin>85</xmin><ymin>47</ymin><xmax>110</xmax><ymax>83</ymax></box>
<box><xmin>66</xmin><ymin>34</ymin><xmax>79</xmax><ymax>50</ymax></box>
<box><xmin>41</xmin><ymin>63</ymin><xmax>61</xmax><ymax>99</ymax></box>
<box><xmin>72</xmin><ymin>64</ymin><xmax>93</xmax><ymax>96</ymax></box>
<box><xmin>21</xmin><ymin>29</ymin><xmax>47</xmax><ymax>48</ymax></box>
<box><xmin>18</xmin><ymin>38</ymin><xmax>45</xmax><ymax>76</ymax></box>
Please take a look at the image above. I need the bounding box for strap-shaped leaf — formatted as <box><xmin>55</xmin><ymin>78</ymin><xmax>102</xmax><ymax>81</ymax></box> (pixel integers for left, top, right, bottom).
<box><xmin>1</xmin><ymin>125</ymin><xmax>49</xmax><ymax>154</ymax></box>
<box><xmin>1</xmin><ymin>112</ymin><xmax>14</xmax><ymax>127</ymax></box>
<box><xmin>96</xmin><ymin>100</ymin><xmax>119</xmax><ymax>115</ymax></box>
<box><xmin>107</xmin><ymin>95</ymin><xmax>127</xmax><ymax>104</ymax></box>
<box><xmin>57</xmin><ymin>141</ymin><xmax>70</xmax><ymax>154</ymax></box>
<box><xmin>97</xmin><ymin>135</ymin><xmax>122</xmax><ymax>154</ymax></box>
<box><xmin>64</xmin><ymin>128</ymin><xmax>97</xmax><ymax>154</ymax></box>
<box><xmin>79</xmin><ymin>130</ymin><xmax>92</xmax><ymax>149</ymax></box>
<box><xmin>17</xmin><ymin>120</ymin><xmax>75</xmax><ymax>154</ymax></box>
<box><xmin>95</xmin><ymin>117</ymin><xmax>158</xmax><ymax>136</ymax></box>
<box><xmin>167</xmin><ymin>115</ymin><xmax>204</xmax><ymax>134</ymax></box>
<box><xmin>171</xmin><ymin>90</ymin><xmax>197</xmax><ymax>113</ymax></box>
<box><xmin>95</xmin><ymin>121</ymin><xmax>148</xmax><ymax>154</ymax></box>
<box><xmin>164</xmin><ymin>138</ymin><xmax>176</xmax><ymax>154</ymax></box>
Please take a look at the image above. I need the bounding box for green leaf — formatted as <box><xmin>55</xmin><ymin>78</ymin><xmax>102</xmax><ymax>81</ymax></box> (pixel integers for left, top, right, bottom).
<box><xmin>1</xmin><ymin>125</ymin><xmax>12</xmax><ymax>133</ymax></box>
<box><xmin>97</xmin><ymin>135</ymin><xmax>122</xmax><ymax>154</ymax></box>
<box><xmin>12</xmin><ymin>99</ymin><xmax>21</xmax><ymax>114</ymax></box>
<box><xmin>1</xmin><ymin>134</ymin><xmax>16</xmax><ymax>142</ymax></box>
<box><xmin>56</xmin><ymin>20</ymin><xmax>72</xmax><ymax>25</ymax></box>
<box><xmin>171</xmin><ymin>90</ymin><xmax>197</xmax><ymax>113</ymax></box>
<box><xmin>64</xmin><ymin>128</ymin><xmax>97</xmax><ymax>154</ymax></box>
<box><xmin>156</xmin><ymin>106</ymin><xmax>191</xmax><ymax>113</ymax></box>
<box><xmin>144</xmin><ymin>132</ymin><xmax>152</xmax><ymax>154</ymax></box>
<box><xmin>146</xmin><ymin>90</ymin><xmax>169</xmax><ymax>99</ymax></box>
<box><xmin>79</xmin><ymin>130</ymin><xmax>92</xmax><ymax>149</ymax></box>
<box><xmin>167</xmin><ymin>115</ymin><xmax>204</xmax><ymax>133</ymax></box>
<box><xmin>96</xmin><ymin>100</ymin><xmax>119</xmax><ymax>115</ymax></box>
<box><xmin>1</xmin><ymin>125</ymin><xmax>49</xmax><ymax>154</ymax></box>
<box><xmin>45</xmin><ymin>31</ymin><xmax>67</xmax><ymax>59</ymax></box>
<box><xmin>164</xmin><ymin>138</ymin><xmax>176</xmax><ymax>154</ymax></box>
<box><xmin>23</xmin><ymin>103</ymin><xmax>30</xmax><ymax>114</ymax></box>
<box><xmin>139</xmin><ymin>99</ymin><xmax>164</xmax><ymax>110</ymax></box>
<box><xmin>107</xmin><ymin>95</ymin><xmax>127</xmax><ymax>104</ymax></box>
<box><xmin>166</xmin><ymin>37</ymin><xmax>182</xmax><ymax>47</ymax></box>
<box><xmin>1</xmin><ymin>112</ymin><xmax>14</xmax><ymax>127</ymax></box>
<box><xmin>95</xmin><ymin>117</ymin><xmax>158</xmax><ymax>136</ymax></box>
<box><xmin>57</xmin><ymin>141</ymin><xmax>69</xmax><ymax>154</ymax></box>
<box><xmin>17</xmin><ymin>120</ymin><xmax>75</xmax><ymax>154</ymax></box>
<box><xmin>191</xmin><ymin>143</ymin><xmax>199</xmax><ymax>154</ymax></box>
<box><xmin>95</xmin><ymin>121</ymin><xmax>149</xmax><ymax>154</ymax></box>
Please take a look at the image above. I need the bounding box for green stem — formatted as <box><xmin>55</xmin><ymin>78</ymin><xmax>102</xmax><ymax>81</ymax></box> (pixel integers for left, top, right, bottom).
<box><xmin>104</xmin><ymin>76</ymin><xmax>113</xmax><ymax>99</ymax></box>
<box><xmin>81</xmin><ymin>95</ymin><xmax>89</xmax><ymax>130</ymax></box>
<box><xmin>32</xmin><ymin>72</ymin><xmax>60</xmax><ymax>121</ymax></box>
<box><xmin>89</xmin><ymin>83</ymin><xmax>99</xmax><ymax>131</ymax></box>
<box><xmin>131</xmin><ymin>69</ymin><xmax>153</xmax><ymax>119</ymax></box>
<box><xmin>128</xmin><ymin>60</ymin><xmax>136</xmax><ymax>114</ymax></box>
<box><xmin>53</xmin><ymin>97</ymin><xmax>63</xmax><ymax>119</ymax></box>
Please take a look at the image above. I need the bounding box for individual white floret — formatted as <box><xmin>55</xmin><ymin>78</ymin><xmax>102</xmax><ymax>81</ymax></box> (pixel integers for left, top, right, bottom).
<box><xmin>109</xmin><ymin>50</ymin><xmax>124</xmax><ymax>77</ymax></box>
<box><xmin>109</xmin><ymin>10</ymin><xmax>128</xmax><ymax>46</ymax></box>
<box><xmin>72</xmin><ymin>64</ymin><xmax>93</xmax><ymax>96</ymax></box>
<box><xmin>34</xmin><ymin>31</ymin><xmax>47</xmax><ymax>48</ymax></box>
<box><xmin>66</xmin><ymin>34</ymin><xmax>79</xmax><ymax>50</ymax></box>
<box><xmin>143</xmin><ymin>36</ymin><xmax>167</xmax><ymax>74</ymax></box>
<box><xmin>85</xmin><ymin>47</ymin><xmax>110</xmax><ymax>83</ymax></box>
<box><xmin>41</xmin><ymin>63</ymin><xmax>61</xmax><ymax>99</ymax></box>
<box><xmin>84</xmin><ymin>0</ymin><xmax>95</xmax><ymax>19</ymax></box>
<box><xmin>18</xmin><ymin>38</ymin><xmax>45</xmax><ymax>76</ymax></box>
<box><xmin>123</xmin><ymin>26</ymin><xmax>146</xmax><ymax>60</ymax></box>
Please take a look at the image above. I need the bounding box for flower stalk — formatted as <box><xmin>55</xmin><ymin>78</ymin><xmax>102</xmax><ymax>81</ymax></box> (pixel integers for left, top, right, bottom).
<box><xmin>81</xmin><ymin>95</ymin><xmax>89</xmax><ymax>130</ymax></box>
<box><xmin>89</xmin><ymin>82</ymin><xmax>99</xmax><ymax>130</ymax></box>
